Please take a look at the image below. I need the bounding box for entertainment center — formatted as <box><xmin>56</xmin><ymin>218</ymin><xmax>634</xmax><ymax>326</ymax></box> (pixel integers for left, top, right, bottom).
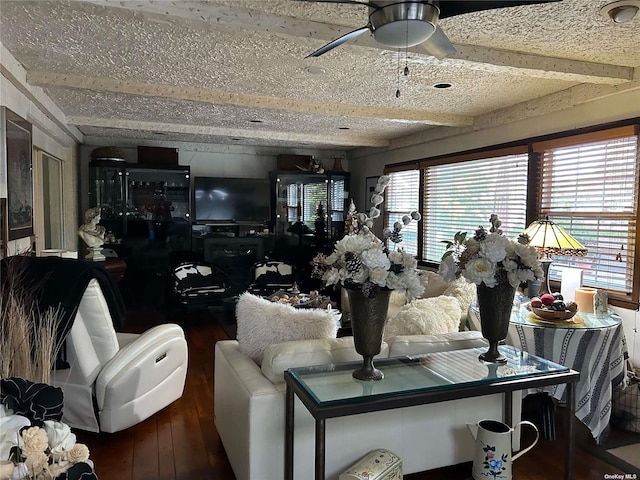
<box><xmin>191</xmin><ymin>170</ymin><xmax>350</xmax><ymax>292</ymax></box>
<box><xmin>89</xmin><ymin>158</ymin><xmax>350</xmax><ymax>301</ymax></box>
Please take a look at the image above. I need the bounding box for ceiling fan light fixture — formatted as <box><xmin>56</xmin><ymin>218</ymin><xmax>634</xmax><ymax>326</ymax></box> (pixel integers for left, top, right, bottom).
<box><xmin>369</xmin><ymin>2</ymin><xmax>439</xmax><ymax>48</ymax></box>
<box><xmin>599</xmin><ymin>0</ymin><xmax>640</xmax><ymax>23</ymax></box>
<box><xmin>372</xmin><ymin>19</ymin><xmax>436</xmax><ymax>47</ymax></box>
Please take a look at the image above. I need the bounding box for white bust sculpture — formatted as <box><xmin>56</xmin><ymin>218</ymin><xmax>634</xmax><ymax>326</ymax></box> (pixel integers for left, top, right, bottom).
<box><xmin>78</xmin><ymin>207</ymin><xmax>106</xmax><ymax>261</ymax></box>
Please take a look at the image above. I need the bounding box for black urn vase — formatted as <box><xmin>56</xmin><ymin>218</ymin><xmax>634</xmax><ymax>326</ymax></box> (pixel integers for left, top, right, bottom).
<box><xmin>346</xmin><ymin>288</ymin><xmax>391</xmax><ymax>381</ymax></box>
<box><xmin>476</xmin><ymin>282</ymin><xmax>516</xmax><ymax>364</ymax></box>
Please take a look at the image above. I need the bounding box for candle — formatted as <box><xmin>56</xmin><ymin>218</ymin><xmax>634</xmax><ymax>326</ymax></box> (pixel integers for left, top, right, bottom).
<box><xmin>574</xmin><ymin>287</ymin><xmax>597</xmax><ymax>313</ymax></box>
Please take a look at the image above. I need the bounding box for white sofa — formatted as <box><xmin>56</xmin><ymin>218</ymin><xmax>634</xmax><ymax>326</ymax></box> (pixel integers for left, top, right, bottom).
<box><xmin>214</xmin><ymin>331</ymin><xmax>521</xmax><ymax>480</ymax></box>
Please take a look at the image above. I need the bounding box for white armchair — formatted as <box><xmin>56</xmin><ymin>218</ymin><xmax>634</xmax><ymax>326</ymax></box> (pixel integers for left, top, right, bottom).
<box><xmin>52</xmin><ymin>278</ymin><xmax>188</xmax><ymax>433</ymax></box>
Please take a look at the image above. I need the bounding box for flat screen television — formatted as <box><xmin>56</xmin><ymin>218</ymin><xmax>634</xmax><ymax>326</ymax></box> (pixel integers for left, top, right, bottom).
<box><xmin>194</xmin><ymin>176</ymin><xmax>271</xmax><ymax>223</ymax></box>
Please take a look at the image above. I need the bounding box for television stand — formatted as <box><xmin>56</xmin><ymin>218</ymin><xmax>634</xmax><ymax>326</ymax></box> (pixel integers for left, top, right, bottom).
<box><xmin>202</xmin><ymin>236</ymin><xmax>266</xmax><ymax>292</ymax></box>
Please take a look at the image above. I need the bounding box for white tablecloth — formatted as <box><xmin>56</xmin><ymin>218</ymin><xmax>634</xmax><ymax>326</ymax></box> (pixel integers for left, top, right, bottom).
<box><xmin>469</xmin><ymin>306</ymin><xmax>627</xmax><ymax>443</ymax></box>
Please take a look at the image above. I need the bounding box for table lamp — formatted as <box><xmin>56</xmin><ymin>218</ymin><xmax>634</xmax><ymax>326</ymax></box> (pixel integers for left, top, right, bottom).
<box><xmin>521</xmin><ymin>217</ymin><xmax>587</xmax><ymax>296</ymax></box>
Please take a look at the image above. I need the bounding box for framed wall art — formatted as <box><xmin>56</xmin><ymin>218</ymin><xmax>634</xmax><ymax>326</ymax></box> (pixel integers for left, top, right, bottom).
<box><xmin>2</xmin><ymin>107</ymin><xmax>34</xmax><ymax>241</ymax></box>
<box><xmin>365</xmin><ymin>175</ymin><xmax>379</xmax><ymax>212</ymax></box>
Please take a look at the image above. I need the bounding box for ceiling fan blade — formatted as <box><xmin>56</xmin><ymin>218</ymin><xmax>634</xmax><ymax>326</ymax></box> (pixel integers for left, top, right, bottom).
<box><xmin>418</xmin><ymin>27</ymin><xmax>456</xmax><ymax>59</ymax></box>
<box><xmin>306</xmin><ymin>26</ymin><xmax>370</xmax><ymax>57</ymax></box>
<box><xmin>438</xmin><ymin>0</ymin><xmax>563</xmax><ymax>19</ymax></box>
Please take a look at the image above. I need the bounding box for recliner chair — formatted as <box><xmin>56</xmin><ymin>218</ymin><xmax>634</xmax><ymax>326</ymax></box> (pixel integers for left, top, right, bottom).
<box><xmin>51</xmin><ymin>277</ymin><xmax>188</xmax><ymax>433</ymax></box>
<box><xmin>1</xmin><ymin>255</ymin><xmax>188</xmax><ymax>433</ymax></box>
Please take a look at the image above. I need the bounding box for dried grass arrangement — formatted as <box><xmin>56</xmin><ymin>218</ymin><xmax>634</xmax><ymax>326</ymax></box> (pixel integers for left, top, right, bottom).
<box><xmin>0</xmin><ymin>256</ymin><xmax>64</xmax><ymax>384</ymax></box>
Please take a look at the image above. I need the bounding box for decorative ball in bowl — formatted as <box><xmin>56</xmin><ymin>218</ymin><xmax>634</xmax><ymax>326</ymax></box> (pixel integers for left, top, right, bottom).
<box><xmin>530</xmin><ymin>306</ymin><xmax>577</xmax><ymax>321</ymax></box>
<box><xmin>529</xmin><ymin>293</ymin><xmax>578</xmax><ymax>321</ymax></box>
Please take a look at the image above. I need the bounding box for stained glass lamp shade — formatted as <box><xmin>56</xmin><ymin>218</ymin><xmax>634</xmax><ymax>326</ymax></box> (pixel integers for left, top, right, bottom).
<box><xmin>521</xmin><ymin>217</ymin><xmax>587</xmax><ymax>295</ymax></box>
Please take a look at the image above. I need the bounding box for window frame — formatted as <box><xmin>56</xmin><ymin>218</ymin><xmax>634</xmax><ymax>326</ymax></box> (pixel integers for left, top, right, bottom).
<box><xmin>531</xmin><ymin>125</ymin><xmax>639</xmax><ymax>308</ymax></box>
<box><xmin>383</xmin><ymin>121</ymin><xmax>640</xmax><ymax>309</ymax></box>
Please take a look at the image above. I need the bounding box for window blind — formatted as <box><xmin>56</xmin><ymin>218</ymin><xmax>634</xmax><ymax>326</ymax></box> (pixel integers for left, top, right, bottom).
<box><xmin>534</xmin><ymin>132</ymin><xmax>639</xmax><ymax>294</ymax></box>
<box><xmin>303</xmin><ymin>181</ymin><xmax>327</xmax><ymax>227</ymax></box>
<box><xmin>385</xmin><ymin>170</ymin><xmax>420</xmax><ymax>255</ymax></box>
<box><xmin>422</xmin><ymin>153</ymin><xmax>529</xmax><ymax>263</ymax></box>
<box><xmin>330</xmin><ymin>178</ymin><xmax>346</xmax><ymax>222</ymax></box>
<box><xmin>286</xmin><ymin>185</ymin><xmax>298</xmax><ymax>223</ymax></box>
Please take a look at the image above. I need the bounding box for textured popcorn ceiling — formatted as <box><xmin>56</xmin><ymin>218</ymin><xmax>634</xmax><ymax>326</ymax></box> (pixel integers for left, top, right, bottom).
<box><xmin>1</xmin><ymin>0</ymin><xmax>638</xmax><ymax>150</ymax></box>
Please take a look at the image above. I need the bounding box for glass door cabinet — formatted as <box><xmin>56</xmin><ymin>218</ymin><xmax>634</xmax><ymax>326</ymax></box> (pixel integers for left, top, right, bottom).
<box><xmin>270</xmin><ymin>171</ymin><xmax>350</xmax><ymax>248</ymax></box>
<box><xmin>89</xmin><ymin>161</ymin><xmax>191</xmax><ymax>251</ymax></box>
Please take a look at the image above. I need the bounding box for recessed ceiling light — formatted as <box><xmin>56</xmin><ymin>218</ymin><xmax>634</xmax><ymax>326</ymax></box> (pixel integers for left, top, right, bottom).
<box><xmin>600</xmin><ymin>0</ymin><xmax>640</xmax><ymax>23</ymax></box>
<box><xmin>433</xmin><ymin>83</ymin><xmax>453</xmax><ymax>89</ymax></box>
<box><xmin>305</xmin><ymin>66</ymin><xmax>326</xmax><ymax>75</ymax></box>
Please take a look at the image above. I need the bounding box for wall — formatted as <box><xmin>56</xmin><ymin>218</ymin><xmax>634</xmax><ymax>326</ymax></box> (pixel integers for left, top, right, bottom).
<box><xmin>1</xmin><ymin>43</ymin><xmax>81</xmax><ymax>255</ymax></box>
<box><xmin>347</xmin><ymin>86</ymin><xmax>640</xmax><ymax>367</ymax></box>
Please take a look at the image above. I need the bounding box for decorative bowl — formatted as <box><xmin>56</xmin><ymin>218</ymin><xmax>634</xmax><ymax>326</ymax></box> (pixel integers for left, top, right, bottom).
<box><xmin>531</xmin><ymin>306</ymin><xmax>577</xmax><ymax>321</ymax></box>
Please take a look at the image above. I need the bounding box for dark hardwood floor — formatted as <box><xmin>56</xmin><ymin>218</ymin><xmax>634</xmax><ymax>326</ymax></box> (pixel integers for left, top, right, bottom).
<box><xmin>76</xmin><ymin>304</ymin><xmax>634</xmax><ymax>480</ymax></box>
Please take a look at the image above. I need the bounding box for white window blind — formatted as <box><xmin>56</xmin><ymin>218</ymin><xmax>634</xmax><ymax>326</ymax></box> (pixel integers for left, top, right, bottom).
<box><xmin>535</xmin><ymin>132</ymin><xmax>639</xmax><ymax>294</ymax></box>
<box><xmin>422</xmin><ymin>153</ymin><xmax>529</xmax><ymax>263</ymax></box>
<box><xmin>385</xmin><ymin>170</ymin><xmax>419</xmax><ymax>255</ymax></box>
<box><xmin>286</xmin><ymin>185</ymin><xmax>298</xmax><ymax>223</ymax></box>
<box><xmin>303</xmin><ymin>181</ymin><xmax>327</xmax><ymax>227</ymax></box>
<box><xmin>330</xmin><ymin>178</ymin><xmax>346</xmax><ymax>222</ymax></box>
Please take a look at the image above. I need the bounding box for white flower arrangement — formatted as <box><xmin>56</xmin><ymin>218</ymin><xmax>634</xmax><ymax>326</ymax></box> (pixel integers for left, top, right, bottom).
<box><xmin>439</xmin><ymin>214</ymin><xmax>544</xmax><ymax>289</ymax></box>
<box><xmin>0</xmin><ymin>405</ymin><xmax>95</xmax><ymax>480</ymax></box>
<box><xmin>312</xmin><ymin>175</ymin><xmax>424</xmax><ymax>300</ymax></box>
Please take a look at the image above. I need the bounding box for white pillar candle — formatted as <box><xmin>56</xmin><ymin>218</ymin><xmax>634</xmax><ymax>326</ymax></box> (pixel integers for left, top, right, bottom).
<box><xmin>574</xmin><ymin>287</ymin><xmax>597</xmax><ymax>313</ymax></box>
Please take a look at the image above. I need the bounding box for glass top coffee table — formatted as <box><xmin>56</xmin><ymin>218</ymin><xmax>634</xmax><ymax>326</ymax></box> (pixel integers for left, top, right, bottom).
<box><xmin>284</xmin><ymin>346</ymin><xmax>579</xmax><ymax>480</ymax></box>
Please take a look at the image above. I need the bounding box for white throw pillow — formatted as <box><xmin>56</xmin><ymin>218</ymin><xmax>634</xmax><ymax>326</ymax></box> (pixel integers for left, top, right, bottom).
<box><xmin>235</xmin><ymin>292</ymin><xmax>340</xmax><ymax>364</ymax></box>
<box><xmin>384</xmin><ymin>295</ymin><xmax>461</xmax><ymax>340</ymax></box>
<box><xmin>420</xmin><ymin>270</ymin><xmax>450</xmax><ymax>298</ymax></box>
<box><xmin>443</xmin><ymin>279</ymin><xmax>477</xmax><ymax>330</ymax></box>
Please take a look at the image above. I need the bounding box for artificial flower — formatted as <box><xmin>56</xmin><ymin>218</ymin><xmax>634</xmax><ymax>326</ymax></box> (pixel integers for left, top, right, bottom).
<box><xmin>43</xmin><ymin>421</ymin><xmax>76</xmax><ymax>463</ymax></box>
<box><xmin>24</xmin><ymin>450</ymin><xmax>48</xmax><ymax>474</ymax></box>
<box><xmin>0</xmin><ymin>405</ymin><xmax>29</xmax><ymax>460</ymax></box>
<box><xmin>21</xmin><ymin>427</ymin><xmax>48</xmax><ymax>457</ymax></box>
<box><xmin>439</xmin><ymin>214</ymin><xmax>544</xmax><ymax>289</ymax></box>
<box><xmin>0</xmin><ymin>378</ymin><xmax>63</xmax><ymax>426</ymax></box>
<box><xmin>312</xmin><ymin>175</ymin><xmax>424</xmax><ymax>299</ymax></box>
<box><xmin>0</xmin><ymin>378</ymin><xmax>98</xmax><ymax>480</ymax></box>
<box><xmin>65</xmin><ymin>444</ymin><xmax>89</xmax><ymax>464</ymax></box>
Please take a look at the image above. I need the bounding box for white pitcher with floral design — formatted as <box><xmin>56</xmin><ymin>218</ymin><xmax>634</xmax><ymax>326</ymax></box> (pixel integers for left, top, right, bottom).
<box><xmin>467</xmin><ymin>419</ymin><xmax>539</xmax><ymax>480</ymax></box>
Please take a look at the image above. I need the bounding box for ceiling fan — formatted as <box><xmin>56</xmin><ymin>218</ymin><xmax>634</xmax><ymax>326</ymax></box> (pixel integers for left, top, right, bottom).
<box><xmin>300</xmin><ymin>0</ymin><xmax>563</xmax><ymax>59</ymax></box>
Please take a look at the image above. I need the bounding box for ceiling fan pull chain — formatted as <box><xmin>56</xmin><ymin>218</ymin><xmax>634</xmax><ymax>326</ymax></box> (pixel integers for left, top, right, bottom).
<box><xmin>404</xmin><ymin>12</ymin><xmax>410</xmax><ymax>77</ymax></box>
<box><xmin>396</xmin><ymin>48</ymin><xmax>401</xmax><ymax>98</ymax></box>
